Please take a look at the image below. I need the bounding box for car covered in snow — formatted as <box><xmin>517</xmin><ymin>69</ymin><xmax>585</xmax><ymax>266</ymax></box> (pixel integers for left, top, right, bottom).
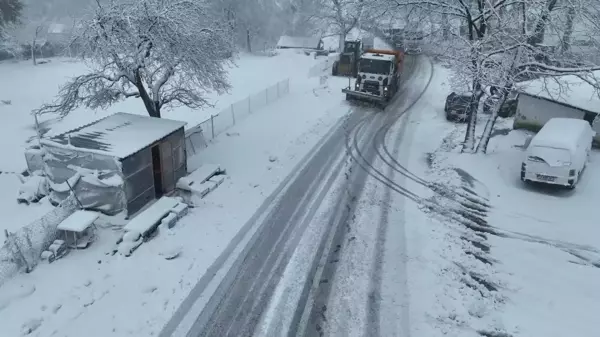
<box><xmin>521</xmin><ymin>117</ymin><xmax>594</xmax><ymax>189</ymax></box>
<box><xmin>444</xmin><ymin>90</ymin><xmax>518</xmax><ymax>122</ymax></box>
<box><xmin>444</xmin><ymin>92</ymin><xmax>489</xmax><ymax>122</ymax></box>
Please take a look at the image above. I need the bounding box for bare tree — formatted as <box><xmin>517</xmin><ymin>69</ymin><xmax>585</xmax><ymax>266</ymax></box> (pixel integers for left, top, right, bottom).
<box><xmin>0</xmin><ymin>0</ymin><xmax>23</xmax><ymax>55</ymax></box>
<box><xmin>0</xmin><ymin>0</ymin><xmax>23</xmax><ymax>28</ymax></box>
<box><xmin>213</xmin><ymin>0</ymin><xmax>292</xmax><ymax>52</ymax></box>
<box><xmin>31</xmin><ymin>23</ymin><xmax>44</xmax><ymax>65</ymax></box>
<box><xmin>313</xmin><ymin>0</ymin><xmax>365</xmax><ymax>51</ymax></box>
<box><xmin>288</xmin><ymin>0</ymin><xmax>322</xmax><ymax>36</ymax></box>
<box><xmin>35</xmin><ymin>0</ymin><xmax>234</xmax><ymax>118</ymax></box>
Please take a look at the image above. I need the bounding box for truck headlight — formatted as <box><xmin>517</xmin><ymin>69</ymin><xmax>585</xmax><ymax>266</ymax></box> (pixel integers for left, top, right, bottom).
<box><xmin>355</xmin><ymin>82</ymin><xmax>360</xmax><ymax>89</ymax></box>
<box><xmin>383</xmin><ymin>86</ymin><xmax>388</xmax><ymax>91</ymax></box>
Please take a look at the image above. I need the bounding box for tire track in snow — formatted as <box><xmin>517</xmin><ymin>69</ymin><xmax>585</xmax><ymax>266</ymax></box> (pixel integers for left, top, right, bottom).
<box><xmin>295</xmin><ymin>55</ymin><xmax>435</xmax><ymax>337</ymax></box>
<box><xmin>365</xmin><ymin>56</ymin><xmax>433</xmax><ymax>337</ymax></box>
<box><xmin>160</xmin><ymin>114</ymin><xmax>350</xmax><ymax>337</ymax></box>
<box><xmin>186</xmin><ymin>110</ymin><xmax>379</xmax><ymax>337</ymax></box>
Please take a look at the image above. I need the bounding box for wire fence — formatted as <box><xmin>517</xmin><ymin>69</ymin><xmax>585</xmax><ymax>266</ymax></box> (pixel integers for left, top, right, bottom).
<box><xmin>0</xmin><ymin>194</ymin><xmax>79</xmax><ymax>287</ymax></box>
<box><xmin>185</xmin><ymin>78</ymin><xmax>290</xmax><ymax>157</ymax></box>
<box><xmin>307</xmin><ymin>53</ymin><xmax>338</xmax><ymax>78</ymax></box>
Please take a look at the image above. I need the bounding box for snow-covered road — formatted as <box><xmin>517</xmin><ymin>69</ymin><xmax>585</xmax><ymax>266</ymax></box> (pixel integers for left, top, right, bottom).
<box><xmin>160</xmin><ymin>55</ymin><xmax>435</xmax><ymax>337</ymax></box>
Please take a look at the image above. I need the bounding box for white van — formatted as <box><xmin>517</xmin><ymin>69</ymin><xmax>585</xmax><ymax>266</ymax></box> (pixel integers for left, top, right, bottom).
<box><xmin>521</xmin><ymin>117</ymin><xmax>594</xmax><ymax>189</ymax></box>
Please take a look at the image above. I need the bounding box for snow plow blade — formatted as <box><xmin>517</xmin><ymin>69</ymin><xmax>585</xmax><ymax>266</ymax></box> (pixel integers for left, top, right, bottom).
<box><xmin>342</xmin><ymin>87</ymin><xmax>388</xmax><ymax>103</ymax></box>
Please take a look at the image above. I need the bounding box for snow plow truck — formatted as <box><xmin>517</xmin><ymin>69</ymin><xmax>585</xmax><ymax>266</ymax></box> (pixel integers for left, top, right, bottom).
<box><xmin>342</xmin><ymin>49</ymin><xmax>404</xmax><ymax>105</ymax></box>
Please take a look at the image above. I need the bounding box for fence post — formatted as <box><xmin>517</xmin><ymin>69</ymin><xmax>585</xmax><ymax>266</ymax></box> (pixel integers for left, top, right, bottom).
<box><xmin>231</xmin><ymin>105</ymin><xmax>236</xmax><ymax>125</ymax></box>
<box><xmin>277</xmin><ymin>81</ymin><xmax>280</xmax><ymax>98</ymax></box>
<box><xmin>210</xmin><ymin>114</ymin><xmax>215</xmax><ymax>139</ymax></box>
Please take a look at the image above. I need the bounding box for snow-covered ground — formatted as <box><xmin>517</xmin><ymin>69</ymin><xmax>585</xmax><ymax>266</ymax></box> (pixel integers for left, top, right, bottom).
<box><xmin>429</xmin><ymin>125</ymin><xmax>600</xmax><ymax>337</ymax></box>
<box><xmin>2</xmin><ymin>48</ymin><xmax>597</xmax><ymax>337</ymax></box>
<box><xmin>0</xmin><ymin>49</ymin><xmax>327</xmax><ymax>234</ymax></box>
<box><xmin>397</xmin><ymin>69</ymin><xmax>600</xmax><ymax>336</ymax></box>
<box><xmin>254</xmin><ymin>61</ymin><xmax>599</xmax><ymax>337</ymax></box>
<box><xmin>0</xmin><ymin>67</ymin><xmax>352</xmax><ymax>336</ymax></box>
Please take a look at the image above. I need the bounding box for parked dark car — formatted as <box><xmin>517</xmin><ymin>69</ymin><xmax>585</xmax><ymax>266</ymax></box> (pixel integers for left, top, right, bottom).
<box><xmin>444</xmin><ymin>91</ymin><xmax>518</xmax><ymax>122</ymax></box>
<box><xmin>444</xmin><ymin>92</ymin><xmax>485</xmax><ymax>122</ymax></box>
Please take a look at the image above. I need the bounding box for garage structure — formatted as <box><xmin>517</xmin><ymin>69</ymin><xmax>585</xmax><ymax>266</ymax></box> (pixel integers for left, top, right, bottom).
<box><xmin>41</xmin><ymin>112</ymin><xmax>187</xmax><ymax>216</ymax></box>
<box><xmin>514</xmin><ymin>73</ymin><xmax>600</xmax><ymax>145</ymax></box>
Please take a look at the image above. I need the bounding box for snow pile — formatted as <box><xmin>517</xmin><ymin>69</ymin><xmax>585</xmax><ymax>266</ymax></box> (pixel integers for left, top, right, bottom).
<box><xmin>17</xmin><ymin>174</ymin><xmax>49</xmax><ymax>204</ymax></box>
<box><xmin>307</xmin><ymin>53</ymin><xmax>339</xmax><ymax>78</ymax></box>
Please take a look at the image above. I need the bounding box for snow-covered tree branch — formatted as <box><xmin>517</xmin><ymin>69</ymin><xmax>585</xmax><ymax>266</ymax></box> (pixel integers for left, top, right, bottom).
<box><xmin>388</xmin><ymin>0</ymin><xmax>600</xmax><ymax>153</ymax></box>
<box><xmin>0</xmin><ymin>0</ymin><xmax>23</xmax><ymax>54</ymax></box>
<box><xmin>35</xmin><ymin>0</ymin><xmax>233</xmax><ymax>118</ymax></box>
<box><xmin>311</xmin><ymin>0</ymin><xmax>366</xmax><ymax>50</ymax></box>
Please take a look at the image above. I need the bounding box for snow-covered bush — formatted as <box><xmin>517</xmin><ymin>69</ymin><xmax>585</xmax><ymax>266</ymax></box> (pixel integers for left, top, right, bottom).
<box><xmin>0</xmin><ymin>194</ymin><xmax>78</xmax><ymax>286</ymax></box>
<box><xmin>17</xmin><ymin>174</ymin><xmax>49</xmax><ymax>204</ymax></box>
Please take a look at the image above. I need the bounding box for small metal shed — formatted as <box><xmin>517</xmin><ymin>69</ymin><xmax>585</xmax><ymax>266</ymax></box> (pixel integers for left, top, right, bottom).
<box><xmin>41</xmin><ymin>112</ymin><xmax>187</xmax><ymax>216</ymax></box>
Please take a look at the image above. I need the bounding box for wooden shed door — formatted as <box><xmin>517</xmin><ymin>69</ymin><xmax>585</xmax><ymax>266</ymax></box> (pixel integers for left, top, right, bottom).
<box><xmin>159</xmin><ymin>140</ymin><xmax>175</xmax><ymax>193</ymax></box>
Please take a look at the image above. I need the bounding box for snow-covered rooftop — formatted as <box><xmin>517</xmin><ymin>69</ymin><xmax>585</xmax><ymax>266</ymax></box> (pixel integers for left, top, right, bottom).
<box><xmin>361</xmin><ymin>53</ymin><xmax>396</xmax><ymax>61</ymax></box>
<box><xmin>57</xmin><ymin>210</ymin><xmax>99</xmax><ymax>232</ymax></box>
<box><xmin>517</xmin><ymin>72</ymin><xmax>600</xmax><ymax>114</ymax></box>
<box><xmin>41</xmin><ymin>112</ymin><xmax>187</xmax><ymax>159</ymax></box>
<box><xmin>277</xmin><ymin>35</ymin><xmax>322</xmax><ymax>49</ymax></box>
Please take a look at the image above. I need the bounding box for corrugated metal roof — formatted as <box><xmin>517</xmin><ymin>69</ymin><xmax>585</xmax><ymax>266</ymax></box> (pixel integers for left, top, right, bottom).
<box><xmin>41</xmin><ymin>112</ymin><xmax>187</xmax><ymax>159</ymax></box>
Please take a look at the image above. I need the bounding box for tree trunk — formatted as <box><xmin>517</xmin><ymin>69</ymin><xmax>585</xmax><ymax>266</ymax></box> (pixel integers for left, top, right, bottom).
<box><xmin>462</xmin><ymin>90</ymin><xmax>484</xmax><ymax>153</ymax></box>
<box><xmin>476</xmin><ymin>93</ymin><xmax>507</xmax><ymax>154</ymax></box>
<box><xmin>31</xmin><ymin>43</ymin><xmax>36</xmax><ymax>65</ymax></box>
<box><xmin>32</xmin><ymin>26</ymin><xmax>42</xmax><ymax>66</ymax></box>
<box><xmin>476</xmin><ymin>110</ymin><xmax>499</xmax><ymax>154</ymax></box>
<box><xmin>561</xmin><ymin>7</ymin><xmax>576</xmax><ymax>52</ymax></box>
<box><xmin>339</xmin><ymin>26</ymin><xmax>346</xmax><ymax>52</ymax></box>
<box><xmin>246</xmin><ymin>29</ymin><xmax>252</xmax><ymax>53</ymax></box>
<box><xmin>134</xmin><ymin>71</ymin><xmax>161</xmax><ymax>118</ymax></box>
<box><xmin>442</xmin><ymin>12</ymin><xmax>450</xmax><ymax>39</ymax></box>
<box><xmin>527</xmin><ymin>0</ymin><xmax>558</xmax><ymax>45</ymax></box>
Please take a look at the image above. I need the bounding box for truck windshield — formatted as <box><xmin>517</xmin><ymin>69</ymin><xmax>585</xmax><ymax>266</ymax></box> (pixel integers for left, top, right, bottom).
<box><xmin>359</xmin><ymin>59</ymin><xmax>391</xmax><ymax>75</ymax></box>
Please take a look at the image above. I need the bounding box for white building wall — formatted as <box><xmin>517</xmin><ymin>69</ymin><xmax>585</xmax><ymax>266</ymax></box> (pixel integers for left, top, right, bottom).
<box><xmin>514</xmin><ymin>93</ymin><xmax>600</xmax><ymax>145</ymax></box>
<box><xmin>514</xmin><ymin>94</ymin><xmax>585</xmax><ymax>129</ymax></box>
